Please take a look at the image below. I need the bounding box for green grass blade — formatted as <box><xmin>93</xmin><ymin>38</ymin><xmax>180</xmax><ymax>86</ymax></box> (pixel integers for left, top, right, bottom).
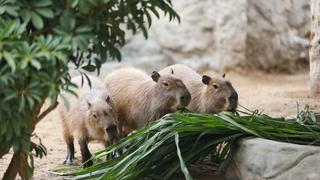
<box><xmin>175</xmin><ymin>133</ymin><xmax>193</xmax><ymax>180</ymax></box>
<box><xmin>68</xmin><ymin>107</ymin><xmax>320</xmax><ymax>179</ymax></box>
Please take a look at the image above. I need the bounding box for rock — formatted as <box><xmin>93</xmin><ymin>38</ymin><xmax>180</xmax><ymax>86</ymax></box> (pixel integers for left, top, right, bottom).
<box><xmin>213</xmin><ymin>0</ymin><xmax>247</xmax><ymax>71</ymax></box>
<box><xmin>119</xmin><ymin>0</ymin><xmax>221</xmax><ymax>72</ymax></box>
<box><xmin>111</xmin><ymin>0</ymin><xmax>310</xmax><ymax>73</ymax></box>
<box><xmin>245</xmin><ymin>0</ymin><xmax>310</xmax><ymax>72</ymax></box>
<box><xmin>219</xmin><ymin>138</ymin><xmax>320</xmax><ymax>180</ymax></box>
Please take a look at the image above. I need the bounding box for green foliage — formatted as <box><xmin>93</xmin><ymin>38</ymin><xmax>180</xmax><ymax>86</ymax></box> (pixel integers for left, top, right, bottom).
<box><xmin>296</xmin><ymin>104</ymin><xmax>320</xmax><ymax>124</ymax></box>
<box><xmin>71</xmin><ymin>109</ymin><xmax>320</xmax><ymax>179</ymax></box>
<box><xmin>0</xmin><ymin>0</ymin><xmax>179</xmax><ymax>178</ymax></box>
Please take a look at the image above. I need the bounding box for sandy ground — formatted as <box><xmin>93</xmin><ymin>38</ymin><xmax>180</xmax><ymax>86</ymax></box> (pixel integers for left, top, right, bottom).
<box><xmin>0</xmin><ymin>70</ymin><xmax>319</xmax><ymax>179</ymax></box>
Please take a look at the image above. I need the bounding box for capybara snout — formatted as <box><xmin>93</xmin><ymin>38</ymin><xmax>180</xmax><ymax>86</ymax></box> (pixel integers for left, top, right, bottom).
<box><xmin>106</xmin><ymin>123</ymin><xmax>117</xmax><ymax>133</ymax></box>
<box><xmin>176</xmin><ymin>79</ymin><xmax>191</xmax><ymax>107</ymax></box>
<box><xmin>178</xmin><ymin>88</ymin><xmax>191</xmax><ymax>108</ymax></box>
<box><xmin>227</xmin><ymin>87</ymin><xmax>238</xmax><ymax>112</ymax></box>
<box><xmin>106</xmin><ymin>123</ymin><xmax>117</xmax><ymax>140</ymax></box>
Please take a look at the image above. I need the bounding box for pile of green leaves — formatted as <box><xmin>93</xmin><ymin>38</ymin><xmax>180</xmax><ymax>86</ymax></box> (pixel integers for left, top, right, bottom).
<box><xmin>0</xmin><ymin>0</ymin><xmax>179</xmax><ymax>179</ymax></box>
<box><xmin>72</xmin><ymin>108</ymin><xmax>320</xmax><ymax>179</ymax></box>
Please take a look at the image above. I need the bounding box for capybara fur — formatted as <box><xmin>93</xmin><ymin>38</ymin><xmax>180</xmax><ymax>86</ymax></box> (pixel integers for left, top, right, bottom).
<box><xmin>159</xmin><ymin>64</ymin><xmax>238</xmax><ymax>114</ymax></box>
<box><xmin>103</xmin><ymin>68</ymin><xmax>191</xmax><ymax>136</ymax></box>
<box><xmin>58</xmin><ymin>75</ymin><xmax>117</xmax><ymax>167</ymax></box>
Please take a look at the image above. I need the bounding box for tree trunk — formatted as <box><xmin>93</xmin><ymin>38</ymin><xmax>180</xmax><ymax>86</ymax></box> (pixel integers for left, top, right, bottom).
<box><xmin>310</xmin><ymin>0</ymin><xmax>320</xmax><ymax>97</ymax></box>
<box><xmin>3</xmin><ymin>151</ymin><xmax>29</xmax><ymax>180</ymax></box>
<box><xmin>1</xmin><ymin>100</ymin><xmax>56</xmax><ymax>180</ymax></box>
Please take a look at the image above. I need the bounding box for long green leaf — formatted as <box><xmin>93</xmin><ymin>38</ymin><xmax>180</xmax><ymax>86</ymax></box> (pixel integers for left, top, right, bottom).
<box><xmin>70</xmin><ymin>109</ymin><xmax>320</xmax><ymax>179</ymax></box>
<box><xmin>175</xmin><ymin>133</ymin><xmax>192</xmax><ymax>180</ymax></box>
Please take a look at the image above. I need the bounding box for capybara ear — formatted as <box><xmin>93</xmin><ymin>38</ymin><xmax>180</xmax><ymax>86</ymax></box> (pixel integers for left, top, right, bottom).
<box><xmin>171</xmin><ymin>68</ymin><xmax>174</xmax><ymax>74</ymax></box>
<box><xmin>151</xmin><ymin>71</ymin><xmax>161</xmax><ymax>82</ymax></box>
<box><xmin>87</xmin><ymin>101</ymin><xmax>92</xmax><ymax>109</ymax></box>
<box><xmin>202</xmin><ymin>75</ymin><xmax>211</xmax><ymax>85</ymax></box>
<box><xmin>106</xmin><ymin>96</ymin><xmax>110</xmax><ymax>103</ymax></box>
<box><xmin>222</xmin><ymin>73</ymin><xmax>226</xmax><ymax>78</ymax></box>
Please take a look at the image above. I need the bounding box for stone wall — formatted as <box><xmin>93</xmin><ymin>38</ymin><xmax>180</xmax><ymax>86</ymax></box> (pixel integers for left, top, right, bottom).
<box><xmin>246</xmin><ymin>0</ymin><xmax>310</xmax><ymax>72</ymax></box>
<box><xmin>104</xmin><ymin>0</ymin><xmax>310</xmax><ymax>74</ymax></box>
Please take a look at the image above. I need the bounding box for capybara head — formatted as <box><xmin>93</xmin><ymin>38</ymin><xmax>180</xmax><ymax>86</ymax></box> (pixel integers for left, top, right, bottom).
<box><xmin>202</xmin><ymin>74</ymin><xmax>238</xmax><ymax>113</ymax></box>
<box><xmin>151</xmin><ymin>71</ymin><xmax>191</xmax><ymax>111</ymax></box>
<box><xmin>86</xmin><ymin>96</ymin><xmax>118</xmax><ymax>141</ymax></box>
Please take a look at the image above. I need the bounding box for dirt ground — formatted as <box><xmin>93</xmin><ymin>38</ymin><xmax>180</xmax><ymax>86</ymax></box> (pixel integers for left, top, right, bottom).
<box><xmin>0</xmin><ymin>70</ymin><xmax>319</xmax><ymax>179</ymax></box>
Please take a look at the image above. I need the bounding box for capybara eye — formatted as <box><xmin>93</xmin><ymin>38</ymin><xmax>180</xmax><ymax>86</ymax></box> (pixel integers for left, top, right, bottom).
<box><xmin>163</xmin><ymin>82</ymin><xmax>169</xmax><ymax>86</ymax></box>
<box><xmin>213</xmin><ymin>84</ymin><xmax>219</xmax><ymax>90</ymax></box>
<box><xmin>92</xmin><ymin>114</ymin><xmax>97</xmax><ymax>118</ymax></box>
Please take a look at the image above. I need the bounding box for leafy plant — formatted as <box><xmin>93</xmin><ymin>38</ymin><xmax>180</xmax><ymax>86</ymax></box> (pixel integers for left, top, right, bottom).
<box><xmin>0</xmin><ymin>0</ymin><xmax>179</xmax><ymax>179</ymax></box>
<box><xmin>296</xmin><ymin>104</ymin><xmax>320</xmax><ymax>124</ymax></box>
<box><xmin>71</xmin><ymin>109</ymin><xmax>320</xmax><ymax>179</ymax></box>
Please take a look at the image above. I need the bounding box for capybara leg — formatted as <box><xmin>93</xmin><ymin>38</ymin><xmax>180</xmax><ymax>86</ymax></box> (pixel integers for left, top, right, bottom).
<box><xmin>111</xmin><ymin>148</ymin><xmax>123</xmax><ymax>159</ymax></box>
<box><xmin>110</xmin><ymin>132</ymin><xmax>132</xmax><ymax>159</ymax></box>
<box><xmin>103</xmin><ymin>142</ymin><xmax>119</xmax><ymax>160</ymax></box>
<box><xmin>79</xmin><ymin>140</ymin><xmax>93</xmax><ymax>168</ymax></box>
<box><xmin>63</xmin><ymin>137</ymin><xmax>75</xmax><ymax>165</ymax></box>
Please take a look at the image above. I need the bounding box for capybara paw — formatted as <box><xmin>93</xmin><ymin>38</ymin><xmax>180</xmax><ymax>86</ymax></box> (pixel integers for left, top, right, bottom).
<box><xmin>63</xmin><ymin>158</ymin><xmax>76</xmax><ymax>165</ymax></box>
<box><xmin>111</xmin><ymin>147</ymin><xmax>128</xmax><ymax>158</ymax></box>
<box><xmin>83</xmin><ymin>160</ymin><xmax>93</xmax><ymax>168</ymax></box>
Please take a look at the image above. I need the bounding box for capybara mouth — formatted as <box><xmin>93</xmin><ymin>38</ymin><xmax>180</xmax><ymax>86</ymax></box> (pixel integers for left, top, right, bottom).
<box><xmin>227</xmin><ymin>103</ymin><xmax>238</xmax><ymax>112</ymax></box>
<box><xmin>227</xmin><ymin>108</ymin><xmax>237</xmax><ymax>113</ymax></box>
<box><xmin>111</xmin><ymin>132</ymin><xmax>134</xmax><ymax>158</ymax></box>
<box><xmin>177</xmin><ymin>107</ymin><xmax>186</xmax><ymax>111</ymax></box>
<box><xmin>177</xmin><ymin>105</ymin><xmax>187</xmax><ymax>111</ymax></box>
<box><xmin>106</xmin><ymin>130</ymin><xmax>118</xmax><ymax>142</ymax></box>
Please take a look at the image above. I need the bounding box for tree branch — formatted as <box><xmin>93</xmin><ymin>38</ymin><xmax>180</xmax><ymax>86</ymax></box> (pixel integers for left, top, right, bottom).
<box><xmin>36</xmin><ymin>101</ymin><xmax>58</xmax><ymax>123</ymax></box>
<box><xmin>0</xmin><ymin>148</ymin><xmax>10</xmax><ymax>159</ymax></box>
<box><xmin>3</xmin><ymin>151</ymin><xmax>19</xmax><ymax>180</ymax></box>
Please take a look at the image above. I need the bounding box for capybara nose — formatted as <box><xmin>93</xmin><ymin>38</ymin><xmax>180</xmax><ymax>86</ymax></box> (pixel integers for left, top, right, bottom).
<box><xmin>180</xmin><ymin>94</ymin><xmax>191</xmax><ymax>106</ymax></box>
<box><xmin>228</xmin><ymin>92</ymin><xmax>238</xmax><ymax>102</ymax></box>
<box><xmin>106</xmin><ymin>124</ymin><xmax>117</xmax><ymax>134</ymax></box>
<box><xmin>228</xmin><ymin>92</ymin><xmax>238</xmax><ymax>111</ymax></box>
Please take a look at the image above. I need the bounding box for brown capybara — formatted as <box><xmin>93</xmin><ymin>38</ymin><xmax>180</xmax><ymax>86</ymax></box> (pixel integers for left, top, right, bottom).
<box><xmin>159</xmin><ymin>64</ymin><xmax>238</xmax><ymax>114</ymax></box>
<box><xmin>58</xmin><ymin>75</ymin><xmax>118</xmax><ymax>168</ymax></box>
<box><xmin>103</xmin><ymin>67</ymin><xmax>191</xmax><ymax>136</ymax></box>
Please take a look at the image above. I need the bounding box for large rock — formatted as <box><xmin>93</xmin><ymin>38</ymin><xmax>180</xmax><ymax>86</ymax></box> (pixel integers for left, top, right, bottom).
<box><xmin>245</xmin><ymin>0</ymin><xmax>310</xmax><ymax>72</ymax></box>
<box><xmin>213</xmin><ymin>0</ymin><xmax>247</xmax><ymax>70</ymax></box>
<box><xmin>219</xmin><ymin>138</ymin><xmax>320</xmax><ymax>180</ymax></box>
<box><xmin>118</xmin><ymin>0</ymin><xmax>247</xmax><ymax>72</ymax></box>
<box><xmin>106</xmin><ymin>0</ymin><xmax>310</xmax><ymax>73</ymax></box>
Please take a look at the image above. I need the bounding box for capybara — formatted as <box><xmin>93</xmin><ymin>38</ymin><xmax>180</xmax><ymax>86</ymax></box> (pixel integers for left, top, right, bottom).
<box><xmin>58</xmin><ymin>75</ymin><xmax>118</xmax><ymax>167</ymax></box>
<box><xmin>159</xmin><ymin>64</ymin><xmax>238</xmax><ymax>114</ymax></box>
<box><xmin>103</xmin><ymin>68</ymin><xmax>191</xmax><ymax>136</ymax></box>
